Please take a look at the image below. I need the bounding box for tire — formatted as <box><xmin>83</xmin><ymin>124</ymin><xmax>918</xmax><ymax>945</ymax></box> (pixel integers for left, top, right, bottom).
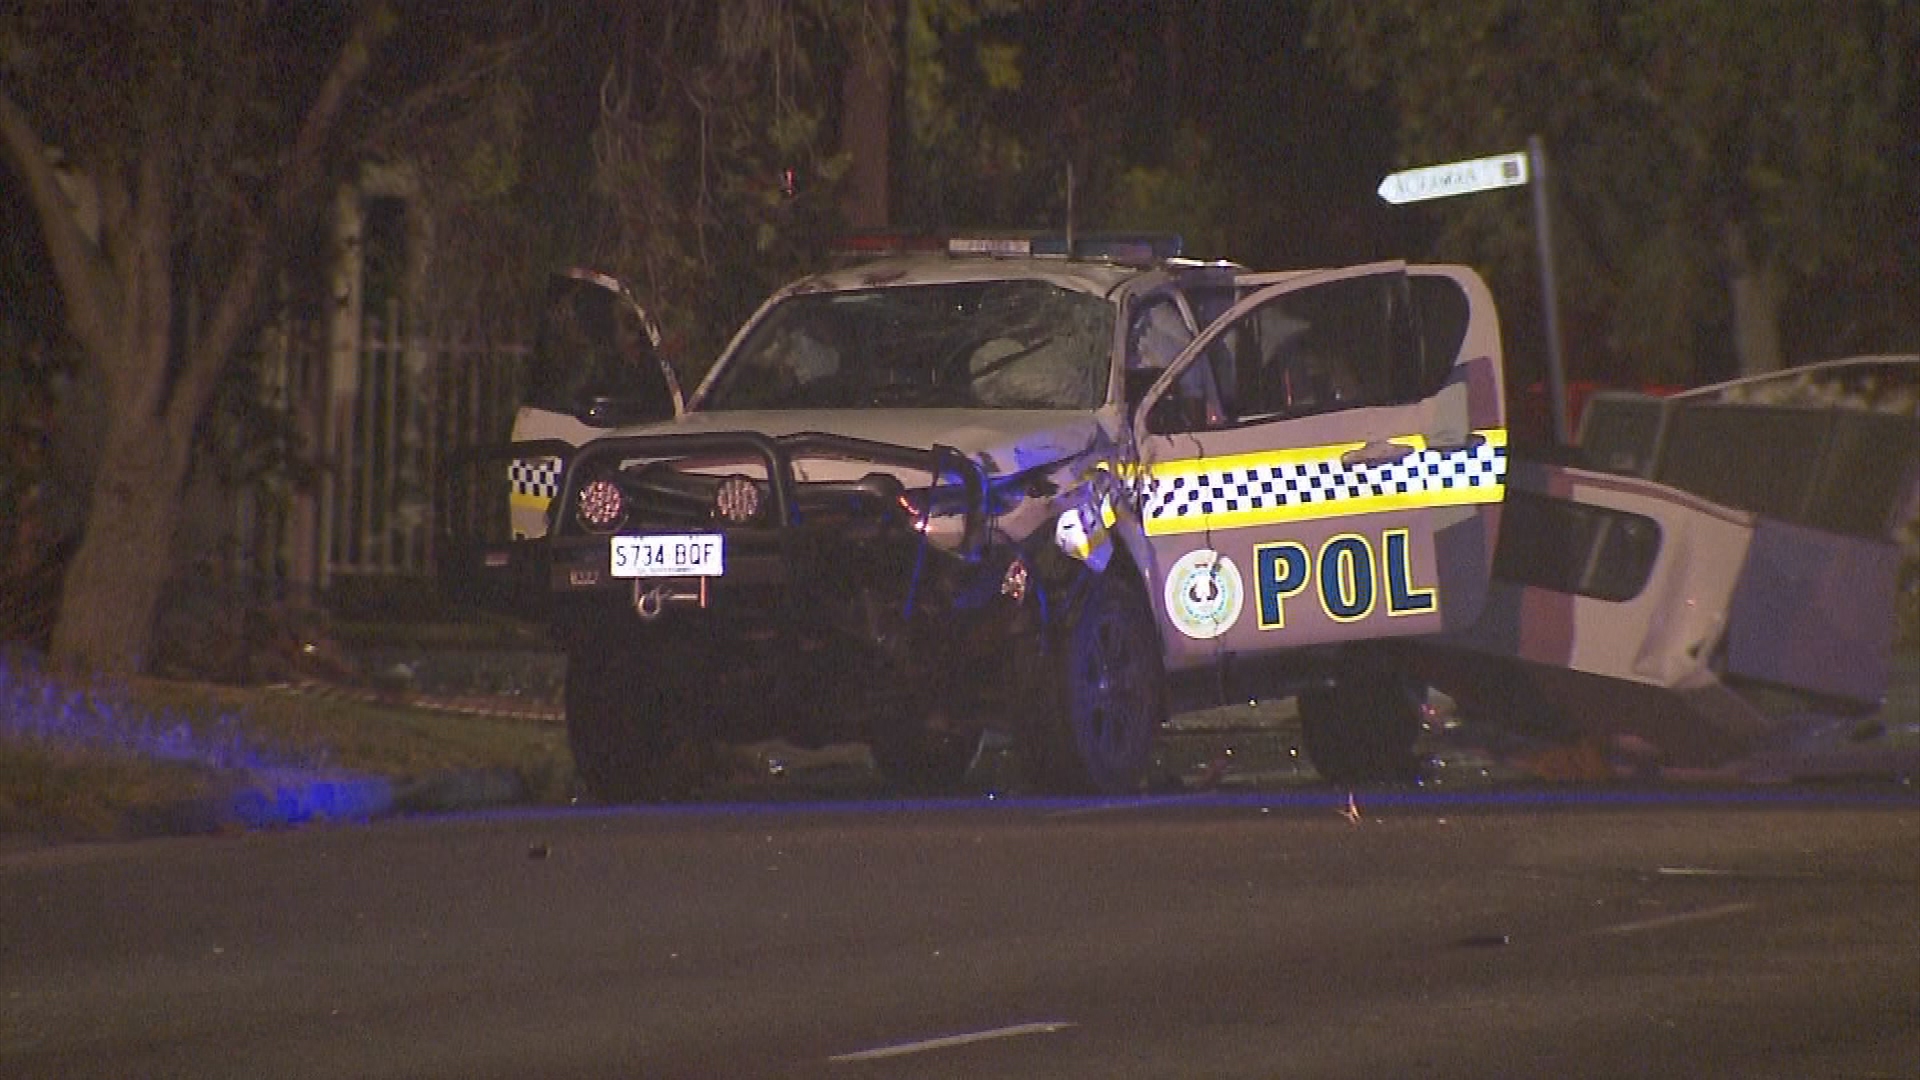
<box><xmin>1033</xmin><ymin>571</ymin><xmax>1166</xmax><ymax>794</ymax></box>
<box><xmin>565</xmin><ymin>639</ymin><xmax>688</xmax><ymax>802</ymax></box>
<box><xmin>1298</xmin><ymin>658</ymin><xmax>1427</xmax><ymax>788</ymax></box>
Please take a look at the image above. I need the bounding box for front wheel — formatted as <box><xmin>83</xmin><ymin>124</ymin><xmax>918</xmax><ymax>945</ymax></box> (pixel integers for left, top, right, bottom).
<box><xmin>1298</xmin><ymin>656</ymin><xmax>1427</xmax><ymax>787</ymax></box>
<box><xmin>1033</xmin><ymin>571</ymin><xmax>1166</xmax><ymax>794</ymax></box>
<box><xmin>565</xmin><ymin>639</ymin><xmax>689</xmax><ymax>802</ymax></box>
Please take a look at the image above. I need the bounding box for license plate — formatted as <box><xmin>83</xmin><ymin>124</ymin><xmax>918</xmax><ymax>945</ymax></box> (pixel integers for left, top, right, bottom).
<box><xmin>611</xmin><ymin>534</ymin><xmax>724</xmax><ymax>578</ymax></box>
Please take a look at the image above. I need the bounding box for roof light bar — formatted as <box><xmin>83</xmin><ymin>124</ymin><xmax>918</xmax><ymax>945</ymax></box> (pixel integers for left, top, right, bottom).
<box><xmin>835</xmin><ymin>231</ymin><xmax>1188</xmax><ymax>264</ymax></box>
<box><xmin>945</xmin><ymin>232</ymin><xmax>1183</xmax><ymax>264</ymax></box>
<box><xmin>1032</xmin><ymin>233</ymin><xmax>1184</xmax><ymax>262</ymax></box>
<box><xmin>828</xmin><ymin>230</ymin><xmax>947</xmax><ymax>259</ymax></box>
<box><xmin>947</xmin><ymin>236</ymin><xmax>1033</xmax><ymax>257</ymax></box>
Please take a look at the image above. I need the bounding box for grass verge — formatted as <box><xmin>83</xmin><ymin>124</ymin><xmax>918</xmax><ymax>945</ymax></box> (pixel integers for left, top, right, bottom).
<box><xmin>1</xmin><ymin>657</ymin><xmax>573</xmax><ymax>845</ymax></box>
<box><xmin>0</xmin><ymin>742</ymin><xmax>222</xmax><ymax>843</ymax></box>
<box><xmin>124</xmin><ymin>678</ymin><xmax>572</xmax><ymax>788</ymax></box>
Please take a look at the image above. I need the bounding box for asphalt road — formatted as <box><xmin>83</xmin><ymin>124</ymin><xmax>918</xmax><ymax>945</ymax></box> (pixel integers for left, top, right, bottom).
<box><xmin>5</xmin><ymin>789</ymin><xmax>1919</xmax><ymax>1079</ymax></box>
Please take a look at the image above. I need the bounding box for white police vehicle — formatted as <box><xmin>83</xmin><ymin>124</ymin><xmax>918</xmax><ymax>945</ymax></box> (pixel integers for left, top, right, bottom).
<box><xmin>443</xmin><ymin>235</ymin><xmax>1513</xmax><ymax>798</ymax></box>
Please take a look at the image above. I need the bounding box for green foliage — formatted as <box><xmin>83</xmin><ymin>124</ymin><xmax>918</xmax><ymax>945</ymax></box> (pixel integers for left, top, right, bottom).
<box><xmin>976</xmin><ymin>42</ymin><xmax>1022</xmax><ymax>92</ymax></box>
<box><xmin>582</xmin><ymin>0</ymin><xmax>869</xmax><ymax>376</ymax></box>
<box><xmin>893</xmin><ymin>1</ymin><xmax>1284</xmax><ymax>264</ymax></box>
<box><xmin>1310</xmin><ymin>0</ymin><xmax>1920</xmax><ymax>384</ymax></box>
<box><xmin>901</xmin><ymin>0</ymin><xmax>1061</xmax><ymax>229</ymax></box>
<box><xmin>353</xmin><ymin>8</ymin><xmax>550</xmax><ymax>326</ymax></box>
<box><xmin>0</xmin><ymin>740</ymin><xmax>217</xmax><ymax>841</ymax></box>
<box><xmin>1102</xmin><ymin>128</ymin><xmax>1234</xmax><ymax>259</ymax></box>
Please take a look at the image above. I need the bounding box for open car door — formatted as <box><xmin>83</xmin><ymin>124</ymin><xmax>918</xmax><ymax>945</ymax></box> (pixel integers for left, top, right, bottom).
<box><xmin>505</xmin><ymin>269</ymin><xmax>684</xmax><ymax>540</ymax></box>
<box><xmin>439</xmin><ymin>270</ymin><xmax>682</xmax><ymax>615</ymax></box>
<box><xmin>1129</xmin><ymin>261</ymin><xmax>1508</xmax><ymax>676</ymax></box>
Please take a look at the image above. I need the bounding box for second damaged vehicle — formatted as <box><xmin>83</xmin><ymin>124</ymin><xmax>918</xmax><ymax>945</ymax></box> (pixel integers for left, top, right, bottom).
<box><xmin>445</xmin><ymin>238</ymin><xmax>1513</xmax><ymax>798</ymax></box>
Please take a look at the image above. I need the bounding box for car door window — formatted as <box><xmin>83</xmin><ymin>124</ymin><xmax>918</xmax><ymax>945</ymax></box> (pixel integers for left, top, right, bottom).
<box><xmin>1221</xmin><ymin>274</ymin><xmax>1413</xmax><ymax>425</ymax></box>
<box><xmin>526</xmin><ymin>277</ymin><xmax>673</xmax><ymax>415</ymax></box>
<box><xmin>1409</xmin><ymin>273</ymin><xmax>1471</xmax><ymax>400</ymax></box>
<box><xmin>1127</xmin><ymin>294</ymin><xmax>1212</xmax><ymax>428</ymax></box>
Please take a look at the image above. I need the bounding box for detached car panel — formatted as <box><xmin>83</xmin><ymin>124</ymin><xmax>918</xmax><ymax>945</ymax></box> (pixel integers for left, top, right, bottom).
<box><xmin>1426</xmin><ymin>356</ymin><xmax>1920</xmax><ymax>775</ymax></box>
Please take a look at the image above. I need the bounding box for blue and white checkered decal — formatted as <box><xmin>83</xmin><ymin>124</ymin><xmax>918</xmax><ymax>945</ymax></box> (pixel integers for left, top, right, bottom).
<box><xmin>1142</xmin><ymin>432</ymin><xmax>1506</xmax><ymax>536</ymax></box>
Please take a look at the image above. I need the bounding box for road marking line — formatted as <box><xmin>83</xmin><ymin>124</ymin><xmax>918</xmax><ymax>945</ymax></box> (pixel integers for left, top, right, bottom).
<box><xmin>829</xmin><ymin>1021</ymin><xmax>1076</xmax><ymax>1062</ymax></box>
<box><xmin>1591</xmin><ymin>901</ymin><xmax>1756</xmax><ymax>937</ymax></box>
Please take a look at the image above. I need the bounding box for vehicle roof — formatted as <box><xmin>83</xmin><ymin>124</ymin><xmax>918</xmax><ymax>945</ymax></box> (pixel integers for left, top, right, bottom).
<box><xmin>777</xmin><ymin>253</ymin><xmax>1173</xmax><ymax>301</ymax></box>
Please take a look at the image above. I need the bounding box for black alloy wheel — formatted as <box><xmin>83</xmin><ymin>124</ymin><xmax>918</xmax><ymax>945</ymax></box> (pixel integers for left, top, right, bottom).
<box><xmin>1035</xmin><ymin>570</ymin><xmax>1166</xmax><ymax>794</ymax></box>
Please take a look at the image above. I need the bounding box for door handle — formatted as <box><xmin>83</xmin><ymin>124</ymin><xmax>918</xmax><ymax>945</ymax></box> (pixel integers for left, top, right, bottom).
<box><xmin>1425</xmin><ymin>432</ymin><xmax>1488</xmax><ymax>454</ymax></box>
<box><xmin>1340</xmin><ymin>441</ymin><xmax>1415</xmax><ymax>467</ymax></box>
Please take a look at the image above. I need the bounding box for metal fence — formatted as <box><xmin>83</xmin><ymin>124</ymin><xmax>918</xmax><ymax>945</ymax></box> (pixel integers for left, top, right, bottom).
<box><xmin>0</xmin><ymin>300</ymin><xmax>531</xmax><ymax>655</ymax></box>
<box><xmin>323</xmin><ymin>302</ymin><xmax>527</xmax><ymax>583</ymax></box>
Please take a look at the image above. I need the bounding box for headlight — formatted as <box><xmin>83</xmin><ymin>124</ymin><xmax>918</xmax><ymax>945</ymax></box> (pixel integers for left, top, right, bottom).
<box><xmin>713</xmin><ymin>475</ymin><xmax>762</xmax><ymax>524</ymax></box>
<box><xmin>576</xmin><ymin>478</ymin><xmax>626</xmax><ymax>531</ymax></box>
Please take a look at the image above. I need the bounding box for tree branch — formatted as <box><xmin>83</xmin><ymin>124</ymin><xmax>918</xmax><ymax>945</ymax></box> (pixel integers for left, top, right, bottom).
<box><xmin>167</xmin><ymin>4</ymin><xmax>399</xmax><ymax>439</ymax></box>
<box><xmin>359</xmin><ymin>35</ymin><xmax>525</xmax><ymax>155</ymax></box>
<box><xmin>120</xmin><ymin>139</ymin><xmax>179</xmax><ymax>426</ymax></box>
<box><xmin>0</xmin><ymin>87</ymin><xmax>120</xmax><ymax>363</ymax></box>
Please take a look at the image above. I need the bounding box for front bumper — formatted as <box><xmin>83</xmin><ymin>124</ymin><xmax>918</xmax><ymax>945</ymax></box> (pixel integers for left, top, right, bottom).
<box><xmin>441</xmin><ymin>429</ymin><xmax>1032</xmax><ymax>641</ymax></box>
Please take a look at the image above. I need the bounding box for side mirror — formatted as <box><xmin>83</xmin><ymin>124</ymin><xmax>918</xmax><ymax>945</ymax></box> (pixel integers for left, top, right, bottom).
<box><xmin>1130</xmin><ymin>369</ymin><xmax>1210</xmax><ymax>435</ymax></box>
<box><xmin>536</xmin><ymin>269</ymin><xmax>686</xmax><ymax>428</ymax></box>
<box><xmin>578</xmin><ymin>391</ymin><xmax>674</xmax><ymax>428</ymax></box>
<box><xmin>1145</xmin><ymin>395</ymin><xmax>1201</xmax><ymax>436</ymax></box>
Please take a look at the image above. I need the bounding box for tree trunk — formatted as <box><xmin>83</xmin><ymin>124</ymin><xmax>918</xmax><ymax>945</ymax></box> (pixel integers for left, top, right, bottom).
<box><xmin>1727</xmin><ymin>223</ymin><xmax>1785</xmax><ymax>375</ymax></box>
<box><xmin>13</xmin><ymin>7</ymin><xmax>399</xmax><ymax>677</ymax></box>
<box><xmin>47</xmin><ymin>404</ymin><xmax>192</xmax><ymax>676</ymax></box>
<box><xmin>839</xmin><ymin>3</ymin><xmax>893</xmax><ymax>230</ymax></box>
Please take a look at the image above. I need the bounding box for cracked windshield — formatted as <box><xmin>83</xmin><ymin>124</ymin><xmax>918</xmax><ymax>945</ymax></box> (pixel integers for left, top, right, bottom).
<box><xmin>701</xmin><ymin>280</ymin><xmax>1113</xmax><ymax>411</ymax></box>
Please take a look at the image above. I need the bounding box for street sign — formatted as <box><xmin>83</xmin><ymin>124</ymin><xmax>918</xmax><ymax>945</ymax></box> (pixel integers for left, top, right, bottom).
<box><xmin>1376</xmin><ymin>140</ymin><xmax>1571</xmax><ymax>445</ymax></box>
<box><xmin>1376</xmin><ymin>151</ymin><xmax>1529</xmax><ymax>205</ymax></box>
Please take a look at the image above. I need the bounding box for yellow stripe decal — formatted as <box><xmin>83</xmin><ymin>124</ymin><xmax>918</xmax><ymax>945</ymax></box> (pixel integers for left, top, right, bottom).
<box><xmin>1142</xmin><ymin>429</ymin><xmax>1507</xmax><ymax>537</ymax></box>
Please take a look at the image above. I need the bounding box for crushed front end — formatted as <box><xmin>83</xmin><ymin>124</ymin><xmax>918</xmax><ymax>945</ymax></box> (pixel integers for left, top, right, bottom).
<box><xmin>443</xmin><ymin>428</ymin><xmax>1067</xmax><ymax>748</ymax></box>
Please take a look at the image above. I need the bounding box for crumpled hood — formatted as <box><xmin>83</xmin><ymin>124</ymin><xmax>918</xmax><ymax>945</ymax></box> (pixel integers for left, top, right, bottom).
<box><xmin>611</xmin><ymin>408</ymin><xmax>1113</xmax><ymax>478</ymax></box>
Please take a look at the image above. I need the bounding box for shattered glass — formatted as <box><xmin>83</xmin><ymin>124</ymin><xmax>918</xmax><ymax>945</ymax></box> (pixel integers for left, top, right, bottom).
<box><xmin>702</xmin><ymin>280</ymin><xmax>1114</xmax><ymax>411</ymax></box>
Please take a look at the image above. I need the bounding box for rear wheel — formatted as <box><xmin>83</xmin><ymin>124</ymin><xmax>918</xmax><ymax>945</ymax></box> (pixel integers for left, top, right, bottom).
<box><xmin>1299</xmin><ymin>655</ymin><xmax>1427</xmax><ymax>787</ymax></box>
<box><xmin>1033</xmin><ymin>571</ymin><xmax>1166</xmax><ymax>794</ymax></box>
<box><xmin>565</xmin><ymin>639</ymin><xmax>689</xmax><ymax>802</ymax></box>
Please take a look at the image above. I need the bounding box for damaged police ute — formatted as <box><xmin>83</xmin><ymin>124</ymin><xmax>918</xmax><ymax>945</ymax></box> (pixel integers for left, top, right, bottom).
<box><xmin>442</xmin><ymin>237</ymin><xmax>1510</xmax><ymax>799</ymax></box>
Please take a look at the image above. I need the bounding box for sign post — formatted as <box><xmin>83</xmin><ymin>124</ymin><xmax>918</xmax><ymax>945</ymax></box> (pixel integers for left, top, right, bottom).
<box><xmin>1378</xmin><ymin>140</ymin><xmax>1571</xmax><ymax>445</ymax></box>
<box><xmin>1524</xmin><ymin>136</ymin><xmax>1571</xmax><ymax>446</ymax></box>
